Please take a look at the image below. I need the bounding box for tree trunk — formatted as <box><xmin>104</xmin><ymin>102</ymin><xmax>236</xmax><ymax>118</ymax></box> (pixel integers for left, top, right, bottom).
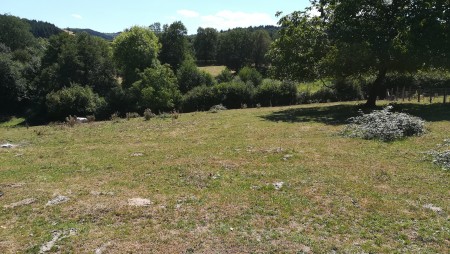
<box><xmin>365</xmin><ymin>67</ymin><xmax>387</xmax><ymax>107</ymax></box>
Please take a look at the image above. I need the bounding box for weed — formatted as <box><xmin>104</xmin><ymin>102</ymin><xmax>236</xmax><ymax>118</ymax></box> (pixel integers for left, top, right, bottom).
<box><xmin>143</xmin><ymin>109</ymin><xmax>155</xmax><ymax>121</ymax></box>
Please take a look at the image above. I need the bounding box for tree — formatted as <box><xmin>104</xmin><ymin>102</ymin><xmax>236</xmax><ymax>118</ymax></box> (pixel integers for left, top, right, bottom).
<box><xmin>217</xmin><ymin>28</ymin><xmax>253</xmax><ymax>70</ymax></box>
<box><xmin>238</xmin><ymin>66</ymin><xmax>263</xmax><ymax>86</ymax></box>
<box><xmin>113</xmin><ymin>26</ymin><xmax>160</xmax><ymax>87</ymax></box>
<box><xmin>194</xmin><ymin>27</ymin><xmax>218</xmax><ymax>64</ymax></box>
<box><xmin>0</xmin><ymin>14</ymin><xmax>36</xmax><ymax>51</ymax></box>
<box><xmin>130</xmin><ymin>64</ymin><xmax>181</xmax><ymax>111</ymax></box>
<box><xmin>159</xmin><ymin>21</ymin><xmax>191</xmax><ymax>71</ymax></box>
<box><xmin>269</xmin><ymin>0</ymin><xmax>450</xmax><ymax>107</ymax></box>
<box><xmin>251</xmin><ymin>30</ymin><xmax>272</xmax><ymax>70</ymax></box>
<box><xmin>177</xmin><ymin>59</ymin><xmax>215</xmax><ymax>93</ymax></box>
<box><xmin>39</xmin><ymin>32</ymin><xmax>117</xmax><ymax>96</ymax></box>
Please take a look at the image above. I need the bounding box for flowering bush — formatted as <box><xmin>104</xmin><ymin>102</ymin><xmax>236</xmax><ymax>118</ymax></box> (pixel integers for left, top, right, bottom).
<box><xmin>427</xmin><ymin>139</ymin><xmax>450</xmax><ymax>170</ymax></box>
<box><xmin>342</xmin><ymin>106</ymin><xmax>425</xmax><ymax>141</ymax></box>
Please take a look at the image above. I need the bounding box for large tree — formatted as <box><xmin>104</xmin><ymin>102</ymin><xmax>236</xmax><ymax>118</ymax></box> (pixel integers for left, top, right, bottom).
<box><xmin>194</xmin><ymin>27</ymin><xmax>218</xmax><ymax>64</ymax></box>
<box><xmin>113</xmin><ymin>26</ymin><xmax>160</xmax><ymax>87</ymax></box>
<box><xmin>269</xmin><ymin>0</ymin><xmax>450</xmax><ymax>107</ymax></box>
<box><xmin>217</xmin><ymin>28</ymin><xmax>253</xmax><ymax>70</ymax></box>
<box><xmin>159</xmin><ymin>21</ymin><xmax>191</xmax><ymax>71</ymax></box>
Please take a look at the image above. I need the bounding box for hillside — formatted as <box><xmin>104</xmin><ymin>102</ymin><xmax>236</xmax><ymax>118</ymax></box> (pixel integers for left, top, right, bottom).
<box><xmin>66</xmin><ymin>28</ymin><xmax>120</xmax><ymax>41</ymax></box>
<box><xmin>0</xmin><ymin>101</ymin><xmax>448</xmax><ymax>253</ymax></box>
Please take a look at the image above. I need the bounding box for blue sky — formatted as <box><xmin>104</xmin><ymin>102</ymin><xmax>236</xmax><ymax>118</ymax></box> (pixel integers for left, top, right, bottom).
<box><xmin>1</xmin><ymin>0</ymin><xmax>311</xmax><ymax>34</ymax></box>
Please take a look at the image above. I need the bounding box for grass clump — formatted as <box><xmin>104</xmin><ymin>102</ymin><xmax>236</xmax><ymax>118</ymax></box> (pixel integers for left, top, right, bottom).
<box><xmin>143</xmin><ymin>109</ymin><xmax>156</xmax><ymax>121</ymax></box>
<box><xmin>342</xmin><ymin>105</ymin><xmax>425</xmax><ymax>141</ymax></box>
<box><xmin>209</xmin><ymin>104</ymin><xmax>227</xmax><ymax>113</ymax></box>
<box><xmin>427</xmin><ymin>139</ymin><xmax>450</xmax><ymax>170</ymax></box>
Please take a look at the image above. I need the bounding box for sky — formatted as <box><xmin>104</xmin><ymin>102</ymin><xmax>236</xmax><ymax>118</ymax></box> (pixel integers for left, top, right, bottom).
<box><xmin>1</xmin><ymin>0</ymin><xmax>311</xmax><ymax>34</ymax></box>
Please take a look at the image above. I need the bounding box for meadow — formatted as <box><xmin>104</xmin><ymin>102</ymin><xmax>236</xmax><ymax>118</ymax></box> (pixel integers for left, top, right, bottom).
<box><xmin>0</xmin><ymin>101</ymin><xmax>449</xmax><ymax>253</ymax></box>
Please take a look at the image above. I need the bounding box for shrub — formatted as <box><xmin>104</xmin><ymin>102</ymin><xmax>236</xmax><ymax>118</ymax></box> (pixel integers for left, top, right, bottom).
<box><xmin>181</xmin><ymin>85</ymin><xmax>220</xmax><ymax>112</ymax></box>
<box><xmin>238</xmin><ymin>67</ymin><xmax>263</xmax><ymax>86</ymax></box>
<box><xmin>213</xmin><ymin>81</ymin><xmax>254</xmax><ymax>109</ymax></box>
<box><xmin>255</xmin><ymin>79</ymin><xmax>297</xmax><ymax>106</ymax></box>
<box><xmin>209</xmin><ymin>104</ymin><xmax>227</xmax><ymax>113</ymax></box>
<box><xmin>126</xmin><ymin>112</ymin><xmax>140</xmax><ymax>120</ymax></box>
<box><xmin>65</xmin><ymin>115</ymin><xmax>77</xmax><ymax>127</ymax></box>
<box><xmin>46</xmin><ymin>84</ymin><xmax>106</xmax><ymax>120</ymax></box>
<box><xmin>342</xmin><ymin>106</ymin><xmax>426</xmax><ymax>141</ymax></box>
<box><xmin>143</xmin><ymin>108</ymin><xmax>156</xmax><ymax>121</ymax></box>
<box><xmin>110</xmin><ymin>112</ymin><xmax>120</xmax><ymax>122</ymax></box>
<box><xmin>427</xmin><ymin>139</ymin><xmax>450</xmax><ymax>170</ymax></box>
<box><xmin>86</xmin><ymin>115</ymin><xmax>96</xmax><ymax>122</ymax></box>
<box><xmin>177</xmin><ymin>60</ymin><xmax>215</xmax><ymax>93</ymax></box>
<box><xmin>216</xmin><ymin>68</ymin><xmax>233</xmax><ymax>83</ymax></box>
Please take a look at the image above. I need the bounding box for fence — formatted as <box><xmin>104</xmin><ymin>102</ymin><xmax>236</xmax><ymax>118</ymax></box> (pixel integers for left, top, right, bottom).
<box><xmin>386</xmin><ymin>87</ymin><xmax>448</xmax><ymax>104</ymax></box>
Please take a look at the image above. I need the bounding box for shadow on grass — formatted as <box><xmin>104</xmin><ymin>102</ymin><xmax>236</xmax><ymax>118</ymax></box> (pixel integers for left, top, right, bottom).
<box><xmin>261</xmin><ymin>103</ymin><xmax>450</xmax><ymax>125</ymax></box>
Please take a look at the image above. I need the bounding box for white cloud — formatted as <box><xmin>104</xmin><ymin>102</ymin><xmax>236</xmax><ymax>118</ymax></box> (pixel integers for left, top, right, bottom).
<box><xmin>71</xmin><ymin>14</ymin><xmax>82</xmax><ymax>19</ymax></box>
<box><xmin>200</xmin><ymin>10</ymin><xmax>277</xmax><ymax>31</ymax></box>
<box><xmin>177</xmin><ymin>9</ymin><xmax>200</xmax><ymax>18</ymax></box>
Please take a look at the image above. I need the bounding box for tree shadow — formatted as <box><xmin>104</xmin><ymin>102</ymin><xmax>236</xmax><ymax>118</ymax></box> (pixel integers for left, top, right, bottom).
<box><xmin>261</xmin><ymin>104</ymin><xmax>362</xmax><ymax>125</ymax></box>
<box><xmin>261</xmin><ymin>103</ymin><xmax>450</xmax><ymax>125</ymax></box>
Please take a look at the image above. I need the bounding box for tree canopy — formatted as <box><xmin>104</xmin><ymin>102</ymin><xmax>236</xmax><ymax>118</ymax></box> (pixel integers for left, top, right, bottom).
<box><xmin>269</xmin><ymin>0</ymin><xmax>450</xmax><ymax>106</ymax></box>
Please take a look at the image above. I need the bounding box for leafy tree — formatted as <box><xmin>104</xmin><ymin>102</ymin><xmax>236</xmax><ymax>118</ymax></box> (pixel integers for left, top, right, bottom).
<box><xmin>238</xmin><ymin>67</ymin><xmax>263</xmax><ymax>86</ymax></box>
<box><xmin>130</xmin><ymin>64</ymin><xmax>181</xmax><ymax>111</ymax></box>
<box><xmin>159</xmin><ymin>21</ymin><xmax>191</xmax><ymax>71</ymax></box>
<box><xmin>177</xmin><ymin>59</ymin><xmax>215</xmax><ymax>93</ymax></box>
<box><xmin>0</xmin><ymin>14</ymin><xmax>36</xmax><ymax>51</ymax></box>
<box><xmin>217</xmin><ymin>28</ymin><xmax>253</xmax><ymax>70</ymax></box>
<box><xmin>251</xmin><ymin>30</ymin><xmax>272</xmax><ymax>69</ymax></box>
<box><xmin>46</xmin><ymin>84</ymin><xmax>106</xmax><ymax>120</ymax></box>
<box><xmin>113</xmin><ymin>26</ymin><xmax>160</xmax><ymax>87</ymax></box>
<box><xmin>216</xmin><ymin>67</ymin><xmax>234</xmax><ymax>83</ymax></box>
<box><xmin>269</xmin><ymin>0</ymin><xmax>450</xmax><ymax>106</ymax></box>
<box><xmin>39</xmin><ymin>32</ymin><xmax>117</xmax><ymax>96</ymax></box>
<box><xmin>0</xmin><ymin>49</ymin><xmax>27</xmax><ymax>113</ymax></box>
<box><xmin>194</xmin><ymin>27</ymin><xmax>218</xmax><ymax>64</ymax></box>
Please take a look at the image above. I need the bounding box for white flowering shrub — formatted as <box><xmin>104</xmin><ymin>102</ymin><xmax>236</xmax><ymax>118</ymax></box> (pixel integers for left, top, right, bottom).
<box><xmin>427</xmin><ymin>139</ymin><xmax>450</xmax><ymax>170</ymax></box>
<box><xmin>342</xmin><ymin>106</ymin><xmax>425</xmax><ymax>141</ymax></box>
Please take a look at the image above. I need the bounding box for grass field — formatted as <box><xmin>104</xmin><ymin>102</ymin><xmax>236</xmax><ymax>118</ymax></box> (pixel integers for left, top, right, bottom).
<box><xmin>198</xmin><ymin>65</ymin><xmax>227</xmax><ymax>77</ymax></box>
<box><xmin>0</xmin><ymin>102</ymin><xmax>449</xmax><ymax>253</ymax></box>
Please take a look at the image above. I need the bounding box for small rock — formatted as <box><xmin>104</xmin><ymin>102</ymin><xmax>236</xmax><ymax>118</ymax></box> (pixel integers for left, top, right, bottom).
<box><xmin>273</xmin><ymin>182</ymin><xmax>285</xmax><ymax>190</ymax></box>
<box><xmin>423</xmin><ymin>204</ymin><xmax>443</xmax><ymax>213</ymax></box>
<box><xmin>95</xmin><ymin>242</ymin><xmax>112</xmax><ymax>254</ymax></box>
<box><xmin>283</xmin><ymin>154</ymin><xmax>293</xmax><ymax>161</ymax></box>
<box><xmin>1</xmin><ymin>143</ymin><xmax>16</xmax><ymax>149</ymax></box>
<box><xmin>131</xmin><ymin>152</ymin><xmax>144</xmax><ymax>157</ymax></box>
<box><xmin>4</xmin><ymin>198</ymin><xmax>36</xmax><ymax>208</ymax></box>
<box><xmin>128</xmin><ymin>198</ymin><xmax>151</xmax><ymax>207</ymax></box>
<box><xmin>39</xmin><ymin>229</ymin><xmax>77</xmax><ymax>253</ymax></box>
<box><xmin>46</xmin><ymin>195</ymin><xmax>69</xmax><ymax>206</ymax></box>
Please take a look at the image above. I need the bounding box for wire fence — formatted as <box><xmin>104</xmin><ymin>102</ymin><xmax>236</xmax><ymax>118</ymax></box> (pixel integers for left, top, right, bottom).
<box><xmin>385</xmin><ymin>87</ymin><xmax>448</xmax><ymax>104</ymax></box>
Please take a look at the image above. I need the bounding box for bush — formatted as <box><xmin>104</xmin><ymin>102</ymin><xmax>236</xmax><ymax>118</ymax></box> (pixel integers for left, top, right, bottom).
<box><xmin>181</xmin><ymin>85</ymin><xmax>220</xmax><ymax>112</ymax></box>
<box><xmin>177</xmin><ymin>60</ymin><xmax>215</xmax><ymax>93</ymax></box>
<box><xmin>238</xmin><ymin>67</ymin><xmax>263</xmax><ymax>86</ymax></box>
<box><xmin>255</xmin><ymin>79</ymin><xmax>297</xmax><ymax>106</ymax></box>
<box><xmin>427</xmin><ymin>139</ymin><xmax>450</xmax><ymax>170</ymax></box>
<box><xmin>342</xmin><ymin>106</ymin><xmax>425</xmax><ymax>141</ymax></box>
<box><xmin>143</xmin><ymin>108</ymin><xmax>156</xmax><ymax>121</ymax></box>
<box><xmin>46</xmin><ymin>84</ymin><xmax>106</xmax><ymax>120</ymax></box>
<box><xmin>209</xmin><ymin>104</ymin><xmax>227</xmax><ymax>113</ymax></box>
<box><xmin>216</xmin><ymin>68</ymin><xmax>233</xmax><ymax>83</ymax></box>
<box><xmin>213</xmin><ymin>81</ymin><xmax>254</xmax><ymax>109</ymax></box>
<box><xmin>126</xmin><ymin>112</ymin><xmax>140</xmax><ymax>120</ymax></box>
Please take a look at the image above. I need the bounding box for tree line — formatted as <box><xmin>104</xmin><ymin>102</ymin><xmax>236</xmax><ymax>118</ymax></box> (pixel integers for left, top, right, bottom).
<box><xmin>1</xmin><ymin>1</ymin><xmax>449</xmax><ymax>123</ymax></box>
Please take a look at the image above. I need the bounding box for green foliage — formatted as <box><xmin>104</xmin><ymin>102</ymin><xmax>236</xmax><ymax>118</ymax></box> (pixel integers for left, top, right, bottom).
<box><xmin>181</xmin><ymin>85</ymin><xmax>220</xmax><ymax>112</ymax></box>
<box><xmin>251</xmin><ymin>30</ymin><xmax>272</xmax><ymax>70</ymax></box>
<box><xmin>39</xmin><ymin>32</ymin><xmax>117</xmax><ymax>96</ymax></box>
<box><xmin>254</xmin><ymin>79</ymin><xmax>297</xmax><ymax>106</ymax></box>
<box><xmin>238</xmin><ymin>67</ymin><xmax>263</xmax><ymax>86</ymax></box>
<box><xmin>270</xmin><ymin>1</ymin><xmax>450</xmax><ymax>106</ymax></box>
<box><xmin>131</xmin><ymin>64</ymin><xmax>181</xmax><ymax>112</ymax></box>
<box><xmin>194</xmin><ymin>27</ymin><xmax>218</xmax><ymax>64</ymax></box>
<box><xmin>217</xmin><ymin>28</ymin><xmax>253</xmax><ymax>70</ymax></box>
<box><xmin>0</xmin><ymin>51</ymin><xmax>27</xmax><ymax>113</ymax></box>
<box><xmin>0</xmin><ymin>14</ymin><xmax>36</xmax><ymax>51</ymax></box>
<box><xmin>113</xmin><ymin>26</ymin><xmax>160</xmax><ymax>87</ymax></box>
<box><xmin>25</xmin><ymin>19</ymin><xmax>62</xmax><ymax>38</ymax></box>
<box><xmin>213</xmin><ymin>81</ymin><xmax>254</xmax><ymax>109</ymax></box>
<box><xmin>143</xmin><ymin>108</ymin><xmax>156</xmax><ymax>120</ymax></box>
<box><xmin>215</xmin><ymin>67</ymin><xmax>233</xmax><ymax>83</ymax></box>
<box><xmin>159</xmin><ymin>21</ymin><xmax>191</xmax><ymax>71</ymax></box>
<box><xmin>177</xmin><ymin>60</ymin><xmax>215</xmax><ymax>93</ymax></box>
<box><xmin>46</xmin><ymin>84</ymin><xmax>106</xmax><ymax>120</ymax></box>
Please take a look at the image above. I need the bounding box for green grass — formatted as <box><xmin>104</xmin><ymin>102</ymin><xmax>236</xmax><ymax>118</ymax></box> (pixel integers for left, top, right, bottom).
<box><xmin>0</xmin><ymin>117</ymin><xmax>25</xmax><ymax>128</ymax></box>
<box><xmin>0</xmin><ymin>102</ymin><xmax>449</xmax><ymax>253</ymax></box>
<box><xmin>198</xmin><ymin>65</ymin><xmax>227</xmax><ymax>77</ymax></box>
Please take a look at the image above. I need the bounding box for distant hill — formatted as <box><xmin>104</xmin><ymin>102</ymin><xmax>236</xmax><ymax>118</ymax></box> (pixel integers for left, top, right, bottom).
<box><xmin>66</xmin><ymin>28</ymin><xmax>120</xmax><ymax>41</ymax></box>
<box><xmin>21</xmin><ymin>18</ymin><xmax>62</xmax><ymax>38</ymax></box>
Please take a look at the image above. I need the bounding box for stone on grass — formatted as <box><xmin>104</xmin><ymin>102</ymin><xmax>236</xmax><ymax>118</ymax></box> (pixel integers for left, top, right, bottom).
<box><xmin>128</xmin><ymin>198</ymin><xmax>151</xmax><ymax>207</ymax></box>
<box><xmin>4</xmin><ymin>198</ymin><xmax>36</xmax><ymax>208</ymax></box>
<box><xmin>423</xmin><ymin>204</ymin><xmax>443</xmax><ymax>213</ymax></box>
<box><xmin>273</xmin><ymin>182</ymin><xmax>285</xmax><ymax>190</ymax></box>
<box><xmin>39</xmin><ymin>229</ymin><xmax>77</xmax><ymax>253</ymax></box>
<box><xmin>1</xmin><ymin>143</ymin><xmax>16</xmax><ymax>149</ymax></box>
<box><xmin>46</xmin><ymin>195</ymin><xmax>69</xmax><ymax>206</ymax></box>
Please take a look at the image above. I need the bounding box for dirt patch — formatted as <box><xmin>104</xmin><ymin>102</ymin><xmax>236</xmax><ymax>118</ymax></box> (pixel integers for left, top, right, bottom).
<box><xmin>128</xmin><ymin>198</ymin><xmax>151</xmax><ymax>207</ymax></box>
